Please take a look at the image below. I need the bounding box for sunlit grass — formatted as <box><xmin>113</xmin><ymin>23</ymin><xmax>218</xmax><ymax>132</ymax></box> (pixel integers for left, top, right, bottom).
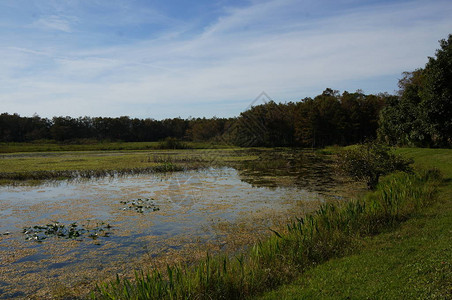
<box><xmin>395</xmin><ymin>147</ymin><xmax>452</xmax><ymax>177</ymax></box>
<box><xmin>0</xmin><ymin>148</ymin><xmax>259</xmax><ymax>183</ymax></box>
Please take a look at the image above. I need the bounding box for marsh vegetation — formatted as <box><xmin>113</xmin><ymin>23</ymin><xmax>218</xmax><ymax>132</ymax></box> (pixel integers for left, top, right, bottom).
<box><xmin>91</xmin><ymin>166</ymin><xmax>443</xmax><ymax>299</ymax></box>
<box><xmin>1</xmin><ymin>145</ymin><xmax>446</xmax><ymax>299</ymax></box>
<box><xmin>0</xmin><ymin>148</ymin><xmax>352</xmax><ymax>298</ymax></box>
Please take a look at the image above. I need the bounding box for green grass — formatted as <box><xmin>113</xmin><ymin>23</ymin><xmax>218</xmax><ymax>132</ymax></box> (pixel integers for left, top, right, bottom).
<box><xmin>395</xmin><ymin>148</ymin><xmax>452</xmax><ymax>176</ymax></box>
<box><xmin>0</xmin><ymin>151</ymin><xmax>177</xmax><ymax>183</ymax></box>
<box><xmin>0</xmin><ymin>141</ymin><xmax>233</xmax><ymax>153</ymax></box>
<box><xmin>90</xmin><ymin>149</ymin><xmax>445</xmax><ymax>300</ymax></box>
<box><xmin>257</xmin><ymin>201</ymin><xmax>451</xmax><ymax>299</ymax></box>
<box><xmin>0</xmin><ymin>148</ymin><xmax>257</xmax><ymax>183</ymax></box>
<box><xmin>256</xmin><ymin>147</ymin><xmax>452</xmax><ymax>299</ymax></box>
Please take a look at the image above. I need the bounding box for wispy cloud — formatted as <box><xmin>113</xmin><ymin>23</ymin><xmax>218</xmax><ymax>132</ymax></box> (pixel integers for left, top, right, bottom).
<box><xmin>1</xmin><ymin>0</ymin><xmax>451</xmax><ymax>118</ymax></box>
<box><xmin>32</xmin><ymin>15</ymin><xmax>77</xmax><ymax>32</ymax></box>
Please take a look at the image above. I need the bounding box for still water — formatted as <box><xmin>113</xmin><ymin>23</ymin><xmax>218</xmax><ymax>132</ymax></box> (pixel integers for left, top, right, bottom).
<box><xmin>0</xmin><ymin>167</ymin><xmax>329</xmax><ymax>298</ymax></box>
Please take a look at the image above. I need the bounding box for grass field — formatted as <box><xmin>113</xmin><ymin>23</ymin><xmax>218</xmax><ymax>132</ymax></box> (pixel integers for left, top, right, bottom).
<box><xmin>256</xmin><ymin>148</ymin><xmax>452</xmax><ymax>299</ymax></box>
<box><xmin>0</xmin><ymin>141</ymin><xmax>231</xmax><ymax>154</ymax></box>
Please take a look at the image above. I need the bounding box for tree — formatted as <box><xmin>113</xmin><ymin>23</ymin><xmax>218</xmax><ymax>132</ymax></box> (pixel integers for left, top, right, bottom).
<box><xmin>187</xmin><ymin>117</ymin><xmax>227</xmax><ymax>141</ymax></box>
<box><xmin>420</xmin><ymin>34</ymin><xmax>452</xmax><ymax>146</ymax></box>
<box><xmin>338</xmin><ymin>142</ymin><xmax>413</xmax><ymax>189</ymax></box>
<box><xmin>378</xmin><ymin>70</ymin><xmax>430</xmax><ymax>146</ymax></box>
<box><xmin>232</xmin><ymin>101</ymin><xmax>293</xmax><ymax>147</ymax></box>
<box><xmin>294</xmin><ymin>89</ymin><xmax>344</xmax><ymax>147</ymax></box>
<box><xmin>341</xmin><ymin>91</ymin><xmax>386</xmax><ymax>144</ymax></box>
<box><xmin>378</xmin><ymin>34</ymin><xmax>452</xmax><ymax>147</ymax></box>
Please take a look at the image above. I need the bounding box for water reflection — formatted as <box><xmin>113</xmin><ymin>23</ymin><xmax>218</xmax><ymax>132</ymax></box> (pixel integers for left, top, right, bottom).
<box><xmin>0</xmin><ymin>154</ymin><xmax>341</xmax><ymax>298</ymax></box>
<box><xmin>235</xmin><ymin>149</ymin><xmax>338</xmax><ymax>192</ymax></box>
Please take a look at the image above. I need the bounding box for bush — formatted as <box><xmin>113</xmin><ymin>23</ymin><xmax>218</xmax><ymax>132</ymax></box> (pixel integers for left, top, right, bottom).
<box><xmin>338</xmin><ymin>142</ymin><xmax>413</xmax><ymax>189</ymax></box>
<box><xmin>156</xmin><ymin>137</ymin><xmax>190</xmax><ymax>149</ymax></box>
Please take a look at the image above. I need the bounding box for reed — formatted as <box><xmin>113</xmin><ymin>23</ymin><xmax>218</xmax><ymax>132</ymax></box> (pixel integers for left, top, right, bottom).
<box><xmin>92</xmin><ymin>168</ymin><xmax>442</xmax><ymax>300</ymax></box>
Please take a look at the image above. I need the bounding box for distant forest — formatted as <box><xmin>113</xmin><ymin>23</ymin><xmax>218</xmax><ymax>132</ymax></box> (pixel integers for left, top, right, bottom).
<box><xmin>1</xmin><ymin>34</ymin><xmax>451</xmax><ymax>148</ymax></box>
<box><xmin>0</xmin><ymin>88</ymin><xmax>387</xmax><ymax>148</ymax></box>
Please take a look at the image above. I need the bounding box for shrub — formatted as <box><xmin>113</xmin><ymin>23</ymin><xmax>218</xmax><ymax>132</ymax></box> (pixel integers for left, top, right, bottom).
<box><xmin>338</xmin><ymin>142</ymin><xmax>413</xmax><ymax>189</ymax></box>
<box><xmin>156</xmin><ymin>137</ymin><xmax>190</xmax><ymax>149</ymax></box>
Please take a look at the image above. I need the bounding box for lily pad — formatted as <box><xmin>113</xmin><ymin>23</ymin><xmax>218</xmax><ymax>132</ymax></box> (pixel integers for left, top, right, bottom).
<box><xmin>23</xmin><ymin>221</ymin><xmax>113</xmax><ymax>242</ymax></box>
<box><xmin>120</xmin><ymin>198</ymin><xmax>160</xmax><ymax>213</ymax></box>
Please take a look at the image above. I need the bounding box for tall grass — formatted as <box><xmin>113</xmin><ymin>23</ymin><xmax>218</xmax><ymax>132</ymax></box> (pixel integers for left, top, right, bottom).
<box><xmin>92</xmin><ymin>168</ymin><xmax>442</xmax><ymax>300</ymax></box>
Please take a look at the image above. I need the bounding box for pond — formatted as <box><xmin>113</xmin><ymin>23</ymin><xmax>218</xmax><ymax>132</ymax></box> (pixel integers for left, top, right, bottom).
<box><xmin>0</xmin><ymin>151</ymin><xmax>355</xmax><ymax>299</ymax></box>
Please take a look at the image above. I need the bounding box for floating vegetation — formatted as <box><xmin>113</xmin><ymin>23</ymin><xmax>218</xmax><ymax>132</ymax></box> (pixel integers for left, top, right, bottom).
<box><xmin>120</xmin><ymin>198</ymin><xmax>160</xmax><ymax>213</ymax></box>
<box><xmin>93</xmin><ymin>169</ymin><xmax>443</xmax><ymax>300</ymax></box>
<box><xmin>0</xmin><ymin>164</ymin><xmax>185</xmax><ymax>183</ymax></box>
<box><xmin>23</xmin><ymin>221</ymin><xmax>112</xmax><ymax>242</ymax></box>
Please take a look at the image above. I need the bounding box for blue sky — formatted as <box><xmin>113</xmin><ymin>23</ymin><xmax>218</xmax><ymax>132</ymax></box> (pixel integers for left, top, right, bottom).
<box><xmin>1</xmin><ymin>0</ymin><xmax>451</xmax><ymax>119</ymax></box>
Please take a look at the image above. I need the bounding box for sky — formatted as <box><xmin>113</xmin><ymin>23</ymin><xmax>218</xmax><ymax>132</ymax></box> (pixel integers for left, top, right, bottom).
<box><xmin>0</xmin><ymin>0</ymin><xmax>451</xmax><ymax>119</ymax></box>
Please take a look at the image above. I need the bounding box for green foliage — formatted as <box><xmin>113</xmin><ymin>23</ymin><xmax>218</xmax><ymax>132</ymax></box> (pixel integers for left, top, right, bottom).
<box><xmin>91</xmin><ymin>168</ymin><xmax>441</xmax><ymax>300</ymax></box>
<box><xmin>294</xmin><ymin>89</ymin><xmax>387</xmax><ymax>148</ymax></box>
<box><xmin>379</xmin><ymin>34</ymin><xmax>452</xmax><ymax>147</ymax></box>
<box><xmin>378</xmin><ymin>70</ymin><xmax>430</xmax><ymax>146</ymax></box>
<box><xmin>186</xmin><ymin>117</ymin><xmax>230</xmax><ymax>142</ymax></box>
<box><xmin>230</xmin><ymin>90</ymin><xmax>386</xmax><ymax>148</ymax></box>
<box><xmin>294</xmin><ymin>91</ymin><xmax>343</xmax><ymax>147</ymax></box>
<box><xmin>338</xmin><ymin>142</ymin><xmax>413</xmax><ymax>189</ymax></box>
<box><xmin>156</xmin><ymin>137</ymin><xmax>190</xmax><ymax>149</ymax></box>
<box><xmin>420</xmin><ymin>34</ymin><xmax>452</xmax><ymax>146</ymax></box>
<box><xmin>231</xmin><ymin>100</ymin><xmax>295</xmax><ymax>147</ymax></box>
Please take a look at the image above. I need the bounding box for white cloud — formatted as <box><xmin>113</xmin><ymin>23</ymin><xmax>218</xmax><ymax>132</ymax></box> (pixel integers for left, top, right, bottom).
<box><xmin>32</xmin><ymin>15</ymin><xmax>77</xmax><ymax>32</ymax></box>
<box><xmin>1</xmin><ymin>0</ymin><xmax>452</xmax><ymax>118</ymax></box>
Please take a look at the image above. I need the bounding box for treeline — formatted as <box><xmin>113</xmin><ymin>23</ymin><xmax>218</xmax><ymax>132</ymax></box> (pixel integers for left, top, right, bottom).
<box><xmin>378</xmin><ymin>34</ymin><xmax>452</xmax><ymax>147</ymax></box>
<box><xmin>231</xmin><ymin>89</ymin><xmax>386</xmax><ymax>147</ymax></box>
<box><xmin>0</xmin><ymin>89</ymin><xmax>387</xmax><ymax>147</ymax></box>
<box><xmin>2</xmin><ymin>34</ymin><xmax>450</xmax><ymax>148</ymax></box>
<box><xmin>0</xmin><ymin>114</ymin><xmax>233</xmax><ymax>143</ymax></box>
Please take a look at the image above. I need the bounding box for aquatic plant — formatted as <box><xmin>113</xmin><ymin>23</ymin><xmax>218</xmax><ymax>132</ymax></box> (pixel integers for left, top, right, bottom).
<box><xmin>120</xmin><ymin>198</ymin><xmax>160</xmax><ymax>213</ymax></box>
<box><xmin>0</xmin><ymin>164</ymin><xmax>185</xmax><ymax>183</ymax></box>
<box><xmin>23</xmin><ymin>221</ymin><xmax>113</xmax><ymax>242</ymax></box>
<box><xmin>92</xmin><ymin>168</ymin><xmax>441</xmax><ymax>300</ymax></box>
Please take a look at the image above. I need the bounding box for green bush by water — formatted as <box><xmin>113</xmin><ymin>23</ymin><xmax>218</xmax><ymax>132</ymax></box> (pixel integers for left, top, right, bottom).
<box><xmin>92</xmin><ymin>168</ymin><xmax>442</xmax><ymax>300</ymax></box>
<box><xmin>155</xmin><ymin>138</ymin><xmax>190</xmax><ymax>150</ymax></box>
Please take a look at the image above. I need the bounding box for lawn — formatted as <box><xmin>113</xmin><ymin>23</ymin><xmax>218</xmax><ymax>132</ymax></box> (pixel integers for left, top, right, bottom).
<box><xmin>256</xmin><ymin>148</ymin><xmax>452</xmax><ymax>299</ymax></box>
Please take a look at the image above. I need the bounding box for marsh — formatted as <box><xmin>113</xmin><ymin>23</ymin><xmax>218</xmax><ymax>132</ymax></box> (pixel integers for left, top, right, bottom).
<box><xmin>0</xmin><ymin>149</ymin><xmax>359</xmax><ymax>298</ymax></box>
